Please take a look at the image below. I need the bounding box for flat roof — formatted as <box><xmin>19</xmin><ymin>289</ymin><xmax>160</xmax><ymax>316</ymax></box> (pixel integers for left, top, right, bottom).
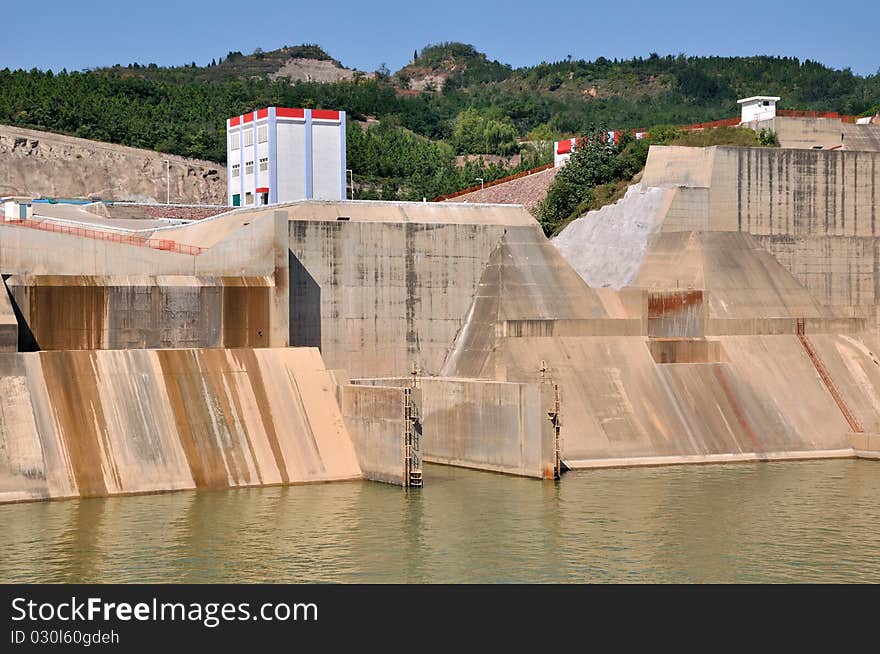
<box><xmin>737</xmin><ymin>96</ymin><xmax>781</xmax><ymax>104</ymax></box>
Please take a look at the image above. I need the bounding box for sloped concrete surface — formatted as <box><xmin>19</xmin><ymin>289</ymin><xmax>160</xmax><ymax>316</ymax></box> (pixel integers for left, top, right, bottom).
<box><xmin>0</xmin><ymin>347</ymin><xmax>362</xmax><ymax>504</ymax></box>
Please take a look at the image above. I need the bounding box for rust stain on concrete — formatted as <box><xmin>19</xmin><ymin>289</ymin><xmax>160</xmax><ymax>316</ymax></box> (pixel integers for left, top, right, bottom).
<box><xmin>230</xmin><ymin>348</ymin><xmax>289</xmax><ymax>484</ymax></box>
<box><xmin>156</xmin><ymin>349</ymin><xmax>232</xmax><ymax>490</ymax></box>
<box><xmin>27</xmin><ymin>284</ymin><xmax>107</xmax><ymax>350</ymax></box>
<box><xmin>39</xmin><ymin>351</ymin><xmax>114</xmax><ymax>496</ymax></box>
<box><xmin>222</xmin><ymin>287</ymin><xmax>270</xmax><ymax>347</ymax></box>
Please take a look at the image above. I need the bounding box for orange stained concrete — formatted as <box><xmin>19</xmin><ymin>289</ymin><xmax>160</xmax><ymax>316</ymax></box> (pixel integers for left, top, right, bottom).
<box><xmin>0</xmin><ymin>347</ymin><xmax>362</xmax><ymax>504</ymax></box>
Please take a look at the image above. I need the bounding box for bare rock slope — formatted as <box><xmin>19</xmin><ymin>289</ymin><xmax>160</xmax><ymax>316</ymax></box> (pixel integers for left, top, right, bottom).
<box><xmin>0</xmin><ymin>124</ymin><xmax>226</xmax><ymax>204</ymax></box>
<box><xmin>269</xmin><ymin>57</ymin><xmax>371</xmax><ymax>83</ymax></box>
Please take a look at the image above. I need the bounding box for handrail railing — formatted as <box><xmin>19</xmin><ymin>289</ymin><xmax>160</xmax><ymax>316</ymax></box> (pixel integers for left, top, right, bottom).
<box><xmin>2</xmin><ymin>218</ymin><xmax>204</xmax><ymax>256</ymax></box>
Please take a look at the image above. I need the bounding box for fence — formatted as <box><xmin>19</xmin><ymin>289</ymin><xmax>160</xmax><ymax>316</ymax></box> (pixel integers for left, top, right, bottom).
<box><xmin>681</xmin><ymin>116</ymin><xmax>742</xmax><ymax>130</ymax></box>
<box><xmin>776</xmin><ymin>109</ymin><xmax>857</xmax><ymax>122</ymax></box>
<box><xmin>3</xmin><ymin>218</ymin><xmax>205</xmax><ymax>256</ymax></box>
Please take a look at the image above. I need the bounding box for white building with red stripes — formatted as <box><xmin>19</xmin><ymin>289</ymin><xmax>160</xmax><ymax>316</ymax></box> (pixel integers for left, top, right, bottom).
<box><xmin>554</xmin><ymin>131</ymin><xmax>649</xmax><ymax>167</ymax></box>
<box><xmin>226</xmin><ymin>107</ymin><xmax>346</xmax><ymax>207</ymax></box>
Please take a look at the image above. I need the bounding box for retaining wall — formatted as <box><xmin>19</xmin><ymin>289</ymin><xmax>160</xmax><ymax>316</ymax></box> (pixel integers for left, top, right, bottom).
<box><xmin>6</xmin><ymin>275</ymin><xmax>272</xmax><ymax>350</ymax></box>
<box><xmin>647</xmin><ymin>146</ymin><xmax>880</xmax><ymax>308</ymax></box>
<box><xmin>356</xmin><ymin>377</ymin><xmax>557</xmax><ymax>479</ymax></box>
<box><xmin>288</xmin><ymin>220</ymin><xmax>518</xmax><ymax>377</ymax></box>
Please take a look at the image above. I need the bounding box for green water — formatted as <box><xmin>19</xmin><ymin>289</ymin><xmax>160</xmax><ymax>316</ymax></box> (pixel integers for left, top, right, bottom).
<box><xmin>2</xmin><ymin>460</ymin><xmax>879</xmax><ymax>583</ymax></box>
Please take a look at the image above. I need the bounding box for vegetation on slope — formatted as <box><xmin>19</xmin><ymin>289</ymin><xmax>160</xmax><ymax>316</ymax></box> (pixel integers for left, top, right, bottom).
<box><xmin>538</xmin><ymin>125</ymin><xmax>779</xmax><ymax>236</ymax></box>
<box><xmin>0</xmin><ymin>42</ymin><xmax>875</xmax><ymax>199</ymax></box>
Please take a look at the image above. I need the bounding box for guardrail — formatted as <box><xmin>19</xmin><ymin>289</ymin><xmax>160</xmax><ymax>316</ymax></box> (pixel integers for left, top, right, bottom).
<box><xmin>681</xmin><ymin>116</ymin><xmax>742</xmax><ymax>130</ymax></box>
<box><xmin>431</xmin><ymin>163</ymin><xmax>555</xmax><ymax>202</ymax></box>
<box><xmin>3</xmin><ymin>219</ymin><xmax>205</xmax><ymax>256</ymax></box>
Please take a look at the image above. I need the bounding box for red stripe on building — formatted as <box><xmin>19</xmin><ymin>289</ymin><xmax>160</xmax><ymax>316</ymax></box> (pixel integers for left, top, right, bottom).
<box><xmin>242</xmin><ymin>113</ymin><xmax>254</xmax><ymax>123</ymax></box>
<box><xmin>276</xmin><ymin>107</ymin><xmax>305</xmax><ymax>119</ymax></box>
<box><xmin>311</xmin><ymin>109</ymin><xmax>340</xmax><ymax>120</ymax></box>
<box><xmin>556</xmin><ymin>139</ymin><xmax>572</xmax><ymax>155</ymax></box>
<box><xmin>256</xmin><ymin>108</ymin><xmax>269</xmax><ymax>119</ymax></box>
<box><xmin>229</xmin><ymin>116</ymin><xmax>241</xmax><ymax>126</ymax></box>
<box><xmin>255</xmin><ymin>187</ymin><xmax>269</xmax><ymax>193</ymax></box>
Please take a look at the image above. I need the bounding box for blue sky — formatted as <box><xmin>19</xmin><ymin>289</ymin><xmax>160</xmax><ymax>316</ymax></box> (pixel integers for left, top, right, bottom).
<box><xmin>4</xmin><ymin>0</ymin><xmax>878</xmax><ymax>76</ymax></box>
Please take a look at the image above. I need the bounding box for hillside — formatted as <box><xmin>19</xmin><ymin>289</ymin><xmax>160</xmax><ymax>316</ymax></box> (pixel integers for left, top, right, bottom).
<box><xmin>1</xmin><ymin>42</ymin><xmax>878</xmax><ymax>200</ymax></box>
<box><xmin>95</xmin><ymin>44</ymin><xmax>366</xmax><ymax>84</ymax></box>
<box><xmin>395</xmin><ymin>43</ymin><xmax>514</xmax><ymax>92</ymax></box>
<box><xmin>0</xmin><ymin>123</ymin><xmax>225</xmax><ymax>203</ymax></box>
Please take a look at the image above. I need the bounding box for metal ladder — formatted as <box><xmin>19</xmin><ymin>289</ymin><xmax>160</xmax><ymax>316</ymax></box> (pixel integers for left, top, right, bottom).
<box><xmin>403</xmin><ymin>387</ymin><xmax>423</xmax><ymax>488</ymax></box>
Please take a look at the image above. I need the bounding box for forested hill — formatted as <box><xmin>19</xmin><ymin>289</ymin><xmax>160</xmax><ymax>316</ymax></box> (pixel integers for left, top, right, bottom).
<box><xmin>1</xmin><ymin>42</ymin><xmax>878</xmax><ymax>200</ymax></box>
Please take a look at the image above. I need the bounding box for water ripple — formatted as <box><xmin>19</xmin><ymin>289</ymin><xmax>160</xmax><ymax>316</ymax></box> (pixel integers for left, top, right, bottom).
<box><xmin>1</xmin><ymin>460</ymin><xmax>879</xmax><ymax>583</ymax></box>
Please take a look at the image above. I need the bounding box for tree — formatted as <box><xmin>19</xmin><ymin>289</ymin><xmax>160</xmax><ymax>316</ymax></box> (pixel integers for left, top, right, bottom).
<box><xmin>452</xmin><ymin>108</ymin><xmax>519</xmax><ymax>156</ymax></box>
<box><xmin>538</xmin><ymin>127</ymin><xmax>636</xmax><ymax>234</ymax></box>
<box><xmin>757</xmin><ymin>128</ymin><xmax>779</xmax><ymax>146</ymax></box>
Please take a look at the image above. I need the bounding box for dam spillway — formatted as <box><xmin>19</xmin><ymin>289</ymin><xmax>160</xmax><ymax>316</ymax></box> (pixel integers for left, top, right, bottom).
<box><xmin>3</xmin><ymin>145</ymin><xmax>880</xmax><ymax>503</ymax></box>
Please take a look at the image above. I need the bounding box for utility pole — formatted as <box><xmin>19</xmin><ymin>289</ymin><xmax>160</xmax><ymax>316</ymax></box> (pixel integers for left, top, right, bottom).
<box><xmin>346</xmin><ymin>169</ymin><xmax>354</xmax><ymax>200</ymax></box>
<box><xmin>475</xmin><ymin>177</ymin><xmax>484</xmax><ymax>191</ymax></box>
<box><xmin>163</xmin><ymin>159</ymin><xmax>171</xmax><ymax>204</ymax></box>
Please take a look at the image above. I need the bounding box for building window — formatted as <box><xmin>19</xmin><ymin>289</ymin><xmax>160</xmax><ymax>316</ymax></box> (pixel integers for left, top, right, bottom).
<box><xmin>245</xmin><ymin>161</ymin><xmax>254</xmax><ymax>175</ymax></box>
<box><xmin>230</xmin><ymin>132</ymin><xmax>240</xmax><ymax>150</ymax></box>
<box><xmin>258</xmin><ymin>125</ymin><xmax>268</xmax><ymax>143</ymax></box>
<box><xmin>231</xmin><ymin>163</ymin><xmax>240</xmax><ymax>178</ymax></box>
<box><xmin>244</xmin><ymin>130</ymin><xmax>254</xmax><ymax>147</ymax></box>
<box><xmin>245</xmin><ymin>192</ymin><xmax>254</xmax><ymax>205</ymax></box>
<box><xmin>259</xmin><ymin>157</ymin><xmax>269</xmax><ymax>172</ymax></box>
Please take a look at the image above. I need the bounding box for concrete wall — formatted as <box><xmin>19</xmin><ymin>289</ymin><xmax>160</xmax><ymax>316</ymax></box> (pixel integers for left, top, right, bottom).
<box><xmin>0</xmin><ymin>347</ymin><xmax>362</xmax><ymax>504</ymax></box>
<box><xmin>288</xmin><ymin>220</ymin><xmax>515</xmax><ymax>377</ymax></box>
<box><xmin>0</xmin><ymin>211</ymin><xmax>291</xmax><ymax>348</ymax></box>
<box><xmin>649</xmin><ymin>146</ymin><xmax>880</xmax><ymax>309</ymax></box>
<box><xmin>339</xmin><ymin>384</ymin><xmax>410</xmax><ymax>485</ymax></box>
<box><xmin>0</xmin><ymin>279</ymin><xmax>16</xmax><ymax>352</ymax></box>
<box><xmin>6</xmin><ymin>276</ymin><xmax>273</xmax><ymax>350</ymax></box>
<box><xmin>756</xmin><ymin>116</ymin><xmax>880</xmax><ymax>152</ymax></box>
<box><xmin>804</xmin><ymin>333</ymin><xmax>880</xmax><ymax>433</ymax></box>
<box><xmin>551</xmin><ymin>186</ymin><xmax>673</xmax><ymax>289</ymax></box>
<box><xmin>356</xmin><ymin>377</ymin><xmax>557</xmax><ymax>479</ymax></box>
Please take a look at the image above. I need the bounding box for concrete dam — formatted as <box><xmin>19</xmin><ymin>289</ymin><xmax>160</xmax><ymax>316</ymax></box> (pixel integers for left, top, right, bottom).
<box><xmin>2</xmin><ymin>143</ymin><xmax>880</xmax><ymax>503</ymax></box>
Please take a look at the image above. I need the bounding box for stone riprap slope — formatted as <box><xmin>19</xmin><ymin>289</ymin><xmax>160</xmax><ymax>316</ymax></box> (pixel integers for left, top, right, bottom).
<box><xmin>445</xmin><ymin>166</ymin><xmax>559</xmax><ymax>212</ymax></box>
<box><xmin>552</xmin><ymin>185</ymin><xmax>673</xmax><ymax>289</ymax></box>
